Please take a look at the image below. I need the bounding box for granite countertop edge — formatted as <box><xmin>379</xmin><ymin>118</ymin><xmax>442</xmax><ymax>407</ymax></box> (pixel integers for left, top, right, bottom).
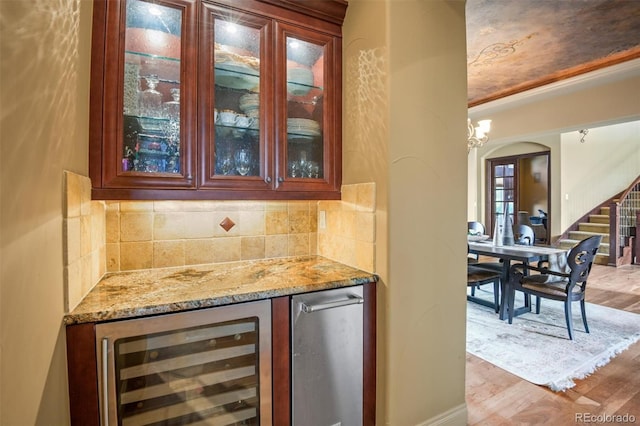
<box><xmin>64</xmin><ymin>255</ymin><xmax>378</xmax><ymax>326</ymax></box>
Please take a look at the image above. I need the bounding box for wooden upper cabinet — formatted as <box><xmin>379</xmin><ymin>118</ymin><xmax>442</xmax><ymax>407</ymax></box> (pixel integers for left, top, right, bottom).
<box><xmin>89</xmin><ymin>0</ymin><xmax>346</xmax><ymax>200</ymax></box>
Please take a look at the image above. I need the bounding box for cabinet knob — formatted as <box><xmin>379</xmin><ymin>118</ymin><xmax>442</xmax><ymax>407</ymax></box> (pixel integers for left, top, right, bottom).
<box><xmin>278</xmin><ymin>177</ymin><xmax>284</xmax><ymax>183</ymax></box>
<box><xmin>265</xmin><ymin>176</ymin><xmax>272</xmax><ymax>183</ymax></box>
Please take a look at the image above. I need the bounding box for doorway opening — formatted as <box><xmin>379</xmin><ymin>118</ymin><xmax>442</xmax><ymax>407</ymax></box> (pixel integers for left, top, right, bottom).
<box><xmin>486</xmin><ymin>152</ymin><xmax>550</xmax><ymax>243</ymax></box>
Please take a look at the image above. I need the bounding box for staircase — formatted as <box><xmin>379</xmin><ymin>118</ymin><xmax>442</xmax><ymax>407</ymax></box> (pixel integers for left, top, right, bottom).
<box><xmin>556</xmin><ymin>206</ymin><xmax>611</xmax><ymax>265</ymax></box>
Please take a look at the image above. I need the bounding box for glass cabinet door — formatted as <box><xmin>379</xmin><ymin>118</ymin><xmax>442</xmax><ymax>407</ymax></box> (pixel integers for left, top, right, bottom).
<box><xmin>200</xmin><ymin>5</ymin><xmax>271</xmax><ymax>189</ymax></box>
<box><xmin>101</xmin><ymin>0</ymin><xmax>196</xmax><ymax>188</ymax></box>
<box><xmin>285</xmin><ymin>36</ymin><xmax>324</xmax><ymax>180</ymax></box>
<box><xmin>122</xmin><ymin>0</ymin><xmax>186</xmax><ymax>176</ymax></box>
<box><xmin>276</xmin><ymin>24</ymin><xmax>339</xmax><ymax>192</ymax></box>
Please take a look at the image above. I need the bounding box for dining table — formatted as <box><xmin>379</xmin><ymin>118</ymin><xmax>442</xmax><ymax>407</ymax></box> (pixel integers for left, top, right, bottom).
<box><xmin>467</xmin><ymin>240</ymin><xmax>568</xmax><ymax>320</ymax></box>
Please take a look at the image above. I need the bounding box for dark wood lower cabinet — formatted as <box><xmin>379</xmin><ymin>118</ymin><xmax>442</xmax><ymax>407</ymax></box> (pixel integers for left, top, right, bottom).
<box><xmin>65</xmin><ymin>283</ymin><xmax>376</xmax><ymax>425</ymax></box>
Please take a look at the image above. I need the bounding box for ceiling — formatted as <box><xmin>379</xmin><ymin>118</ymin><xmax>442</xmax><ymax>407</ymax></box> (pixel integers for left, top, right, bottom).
<box><xmin>466</xmin><ymin>0</ymin><xmax>640</xmax><ymax>107</ymax></box>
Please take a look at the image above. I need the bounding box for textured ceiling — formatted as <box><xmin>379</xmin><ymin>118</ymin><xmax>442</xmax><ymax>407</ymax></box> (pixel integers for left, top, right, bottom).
<box><xmin>466</xmin><ymin>0</ymin><xmax>640</xmax><ymax>107</ymax></box>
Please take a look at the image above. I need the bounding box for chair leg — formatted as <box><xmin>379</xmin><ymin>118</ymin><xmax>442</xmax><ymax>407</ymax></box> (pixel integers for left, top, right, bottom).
<box><xmin>580</xmin><ymin>300</ymin><xmax>590</xmax><ymax>334</ymax></box>
<box><xmin>536</xmin><ymin>296</ymin><xmax>541</xmax><ymax>314</ymax></box>
<box><xmin>471</xmin><ymin>286</ymin><xmax>476</xmax><ymax>296</ymax></box>
<box><xmin>564</xmin><ymin>300</ymin><xmax>574</xmax><ymax>340</ymax></box>
<box><xmin>493</xmin><ymin>279</ymin><xmax>500</xmax><ymax>313</ymax></box>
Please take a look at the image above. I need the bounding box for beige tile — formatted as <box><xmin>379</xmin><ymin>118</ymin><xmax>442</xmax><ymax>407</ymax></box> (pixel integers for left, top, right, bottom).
<box><xmin>211</xmin><ymin>237</ymin><xmax>241</xmax><ymax>263</ymax></box>
<box><xmin>241</xmin><ymin>236</ymin><xmax>265</xmax><ymax>260</ymax></box>
<box><xmin>64</xmin><ymin>260</ymin><xmax>82</xmax><ymax>312</ymax></box>
<box><xmin>183</xmin><ymin>211</ymin><xmax>216</xmax><ymax>239</ymax></box>
<box><xmin>266</xmin><ymin>210</ymin><xmax>289</xmax><ymax>235</ymax></box>
<box><xmin>356</xmin><ymin>240</ymin><xmax>375</xmax><ymax>272</ymax></box>
<box><xmin>154</xmin><ymin>200</ymin><xmax>185</xmax><ymax>212</ymax></box>
<box><xmin>80</xmin><ymin>215</ymin><xmax>92</xmax><ymax>257</ymax></box>
<box><xmin>356</xmin><ymin>182</ymin><xmax>376</xmax><ymax>212</ymax></box>
<box><xmin>325</xmin><ymin>210</ymin><xmax>340</xmax><ymax>234</ymax></box>
<box><xmin>80</xmin><ymin>255</ymin><xmax>92</xmax><ymax>297</ymax></box>
<box><xmin>105</xmin><ymin>210</ymin><xmax>120</xmax><ymax>243</ymax></box>
<box><xmin>120</xmin><ymin>201</ymin><xmax>154</xmax><ymax>212</ymax></box>
<box><xmin>153</xmin><ymin>241</ymin><xmax>185</xmax><ymax>268</ymax></box>
<box><xmin>153</xmin><ymin>212</ymin><xmax>185</xmax><ymax>240</ymax></box>
<box><xmin>183</xmin><ymin>200</ymin><xmax>219</xmax><ymax>211</ymax></box>
<box><xmin>64</xmin><ymin>171</ymin><xmax>82</xmax><ymax>218</ymax></box>
<box><xmin>288</xmin><ymin>200</ymin><xmax>309</xmax><ymax>211</ymax></box>
<box><xmin>121</xmin><ymin>212</ymin><xmax>153</xmax><ymax>242</ymax></box>
<box><xmin>355</xmin><ymin>212</ymin><xmax>376</xmax><ymax>242</ymax></box>
<box><xmin>309</xmin><ymin>206</ymin><xmax>318</xmax><ymax>232</ymax></box>
<box><xmin>309</xmin><ymin>232</ymin><xmax>318</xmax><ymax>255</ymax></box>
<box><xmin>184</xmin><ymin>239</ymin><xmax>215</xmax><ymax>265</ymax></box>
<box><xmin>80</xmin><ymin>176</ymin><xmax>92</xmax><ymax>216</ymax></box>
<box><xmin>105</xmin><ymin>201</ymin><xmax>120</xmax><ymax>212</ymax></box>
<box><xmin>120</xmin><ymin>242</ymin><xmax>153</xmax><ymax>271</ymax></box>
<box><xmin>91</xmin><ymin>201</ymin><xmax>106</xmax><ymax>252</ymax></box>
<box><xmin>106</xmin><ymin>243</ymin><xmax>120</xmax><ymax>272</ymax></box>
<box><xmin>341</xmin><ymin>184</ymin><xmax>357</xmax><ymax>209</ymax></box>
<box><xmin>289</xmin><ymin>210</ymin><xmax>309</xmax><ymax>234</ymax></box>
<box><xmin>265</xmin><ymin>235</ymin><xmax>288</xmax><ymax>258</ymax></box>
<box><xmin>99</xmin><ymin>246</ymin><xmax>106</xmax><ymax>279</ymax></box>
<box><xmin>91</xmin><ymin>250</ymin><xmax>102</xmax><ymax>289</ymax></box>
<box><xmin>64</xmin><ymin>217</ymin><xmax>81</xmax><ymax>265</ymax></box>
<box><xmin>240</xmin><ymin>210</ymin><xmax>265</xmax><ymax>236</ymax></box>
<box><xmin>341</xmin><ymin>211</ymin><xmax>356</xmax><ymax>239</ymax></box>
<box><xmin>266</xmin><ymin>201</ymin><xmax>288</xmax><ymax>211</ymax></box>
<box><xmin>288</xmin><ymin>233</ymin><xmax>309</xmax><ymax>256</ymax></box>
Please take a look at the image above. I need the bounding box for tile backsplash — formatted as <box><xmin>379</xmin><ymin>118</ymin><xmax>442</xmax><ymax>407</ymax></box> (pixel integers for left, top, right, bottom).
<box><xmin>63</xmin><ymin>171</ymin><xmax>106</xmax><ymax>311</ymax></box>
<box><xmin>63</xmin><ymin>170</ymin><xmax>376</xmax><ymax>312</ymax></box>
<box><xmin>104</xmin><ymin>200</ymin><xmax>318</xmax><ymax>272</ymax></box>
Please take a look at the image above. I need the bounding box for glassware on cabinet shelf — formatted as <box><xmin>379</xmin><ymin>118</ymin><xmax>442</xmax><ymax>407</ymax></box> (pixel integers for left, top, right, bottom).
<box><xmin>213</xmin><ymin>19</ymin><xmax>262</xmax><ymax>179</ymax></box>
<box><xmin>139</xmin><ymin>74</ymin><xmax>163</xmax><ymax>118</ymax></box>
<box><xmin>286</xmin><ymin>36</ymin><xmax>325</xmax><ymax>179</ymax></box>
<box><xmin>121</xmin><ymin>0</ymin><xmax>183</xmax><ymax>175</ymax></box>
<box><xmin>234</xmin><ymin>148</ymin><xmax>252</xmax><ymax>176</ymax></box>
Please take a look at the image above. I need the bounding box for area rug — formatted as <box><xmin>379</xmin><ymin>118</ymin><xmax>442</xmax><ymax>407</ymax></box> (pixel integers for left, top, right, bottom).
<box><xmin>466</xmin><ymin>290</ymin><xmax>640</xmax><ymax>391</ymax></box>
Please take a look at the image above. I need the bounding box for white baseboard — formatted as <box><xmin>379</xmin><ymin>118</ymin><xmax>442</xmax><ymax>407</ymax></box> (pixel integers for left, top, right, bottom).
<box><xmin>416</xmin><ymin>403</ymin><xmax>467</xmax><ymax>426</ymax></box>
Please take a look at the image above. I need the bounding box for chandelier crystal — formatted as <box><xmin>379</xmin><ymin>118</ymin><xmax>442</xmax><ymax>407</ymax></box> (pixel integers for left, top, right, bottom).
<box><xmin>467</xmin><ymin>118</ymin><xmax>492</xmax><ymax>152</ymax></box>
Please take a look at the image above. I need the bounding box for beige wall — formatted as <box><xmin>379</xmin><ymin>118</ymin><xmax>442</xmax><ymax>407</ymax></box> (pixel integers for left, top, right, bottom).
<box><xmin>344</xmin><ymin>0</ymin><xmax>468</xmax><ymax>424</ymax></box>
<box><xmin>0</xmin><ymin>0</ymin><xmax>93</xmax><ymax>423</ymax></box>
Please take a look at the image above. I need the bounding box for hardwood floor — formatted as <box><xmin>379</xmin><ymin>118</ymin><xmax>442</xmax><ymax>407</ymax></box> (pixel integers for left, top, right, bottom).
<box><xmin>466</xmin><ymin>264</ymin><xmax>640</xmax><ymax>425</ymax></box>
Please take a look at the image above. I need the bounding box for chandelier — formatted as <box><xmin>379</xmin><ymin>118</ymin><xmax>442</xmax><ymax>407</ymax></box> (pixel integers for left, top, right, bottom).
<box><xmin>467</xmin><ymin>118</ymin><xmax>492</xmax><ymax>152</ymax></box>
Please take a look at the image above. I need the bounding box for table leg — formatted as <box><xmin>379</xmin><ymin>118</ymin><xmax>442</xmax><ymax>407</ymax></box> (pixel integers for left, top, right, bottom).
<box><xmin>499</xmin><ymin>259</ymin><xmax>511</xmax><ymax>320</ymax></box>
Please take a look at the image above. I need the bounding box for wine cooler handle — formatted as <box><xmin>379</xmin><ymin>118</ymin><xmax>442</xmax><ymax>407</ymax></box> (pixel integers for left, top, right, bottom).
<box><xmin>102</xmin><ymin>337</ymin><xmax>109</xmax><ymax>426</ymax></box>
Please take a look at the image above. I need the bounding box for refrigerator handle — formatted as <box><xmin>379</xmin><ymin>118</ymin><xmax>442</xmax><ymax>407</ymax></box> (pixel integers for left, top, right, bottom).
<box><xmin>301</xmin><ymin>295</ymin><xmax>364</xmax><ymax>313</ymax></box>
<box><xmin>101</xmin><ymin>337</ymin><xmax>109</xmax><ymax>426</ymax></box>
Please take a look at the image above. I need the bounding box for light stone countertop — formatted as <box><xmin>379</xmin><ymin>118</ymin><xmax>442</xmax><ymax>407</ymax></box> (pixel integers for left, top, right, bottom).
<box><xmin>64</xmin><ymin>255</ymin><xmax>378</xmax><ymax>325</ymax></box>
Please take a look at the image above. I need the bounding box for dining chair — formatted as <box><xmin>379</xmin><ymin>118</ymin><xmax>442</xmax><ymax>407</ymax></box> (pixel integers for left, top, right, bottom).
<box><xmin>514</xmin><ymin>224</ymin><xmax>535</xmax><ymax>246</ymax></box>
<box><xmin>467</xmin><ymin>265</ymin><xmax>501</xmax><ymax>313</ymax></box>
<box><xmin>468</xmin><ymin>221</ymin><xmax>485</xmax><ymax>235</ymax></box>
<box><xmin>507</xmin><ymin>235</ymin><xmax>602</xmax><ymax>340</ymax></box>
<box><xmin>467</xmin><ymin>222</ymin><xmax>485</xmax><ymax>263</ymax></box>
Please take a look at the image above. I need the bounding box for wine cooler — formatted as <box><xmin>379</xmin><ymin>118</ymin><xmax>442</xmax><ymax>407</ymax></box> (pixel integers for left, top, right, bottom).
<box><xmin>95</xmin><ymin>301</ymin><xmax>272</xmax><ymax>426</ymax></box>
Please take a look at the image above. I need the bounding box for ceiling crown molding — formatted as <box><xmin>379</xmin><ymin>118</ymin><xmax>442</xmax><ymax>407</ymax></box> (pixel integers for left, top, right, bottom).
<box><xmin>469</xmin><ymin>58</ymin><xmax>640</xmax><ymax>117</ymax></box>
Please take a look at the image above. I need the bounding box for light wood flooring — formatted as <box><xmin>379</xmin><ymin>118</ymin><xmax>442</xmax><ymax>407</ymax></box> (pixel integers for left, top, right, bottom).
<box><xmin>466</xmin><ymin>263</ymin><xmax>640</xmax><ymax>425</ymax></box>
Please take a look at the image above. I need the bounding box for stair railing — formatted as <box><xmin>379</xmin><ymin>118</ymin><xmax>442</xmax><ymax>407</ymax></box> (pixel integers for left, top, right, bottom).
<box><xmin>609</xmin><ymin>174</ymin><xmax>640</xmax><ymax>266</ymax></box>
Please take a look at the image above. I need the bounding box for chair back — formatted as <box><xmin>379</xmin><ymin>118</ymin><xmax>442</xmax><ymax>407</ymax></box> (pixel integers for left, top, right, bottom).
<box><xmin>514</xmin><ymin>224</ymin><xmax>535</xmax><ymax>246</ymax></box>
<box><xmin>566</xmin><ymin>235</ymin><xmax>602</xmax><ymax>285</ymax></box>
<box><xmin>468</xmin><ymin>221</ymin><xmax>485</xmax><ymax>235</ymax></box>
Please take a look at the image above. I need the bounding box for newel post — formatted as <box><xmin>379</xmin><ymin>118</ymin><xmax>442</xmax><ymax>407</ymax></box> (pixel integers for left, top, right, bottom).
<box><xmin>608</xmin><ymin>201</ymin><xmax>620</xmax><ymax>266</ymax></box>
